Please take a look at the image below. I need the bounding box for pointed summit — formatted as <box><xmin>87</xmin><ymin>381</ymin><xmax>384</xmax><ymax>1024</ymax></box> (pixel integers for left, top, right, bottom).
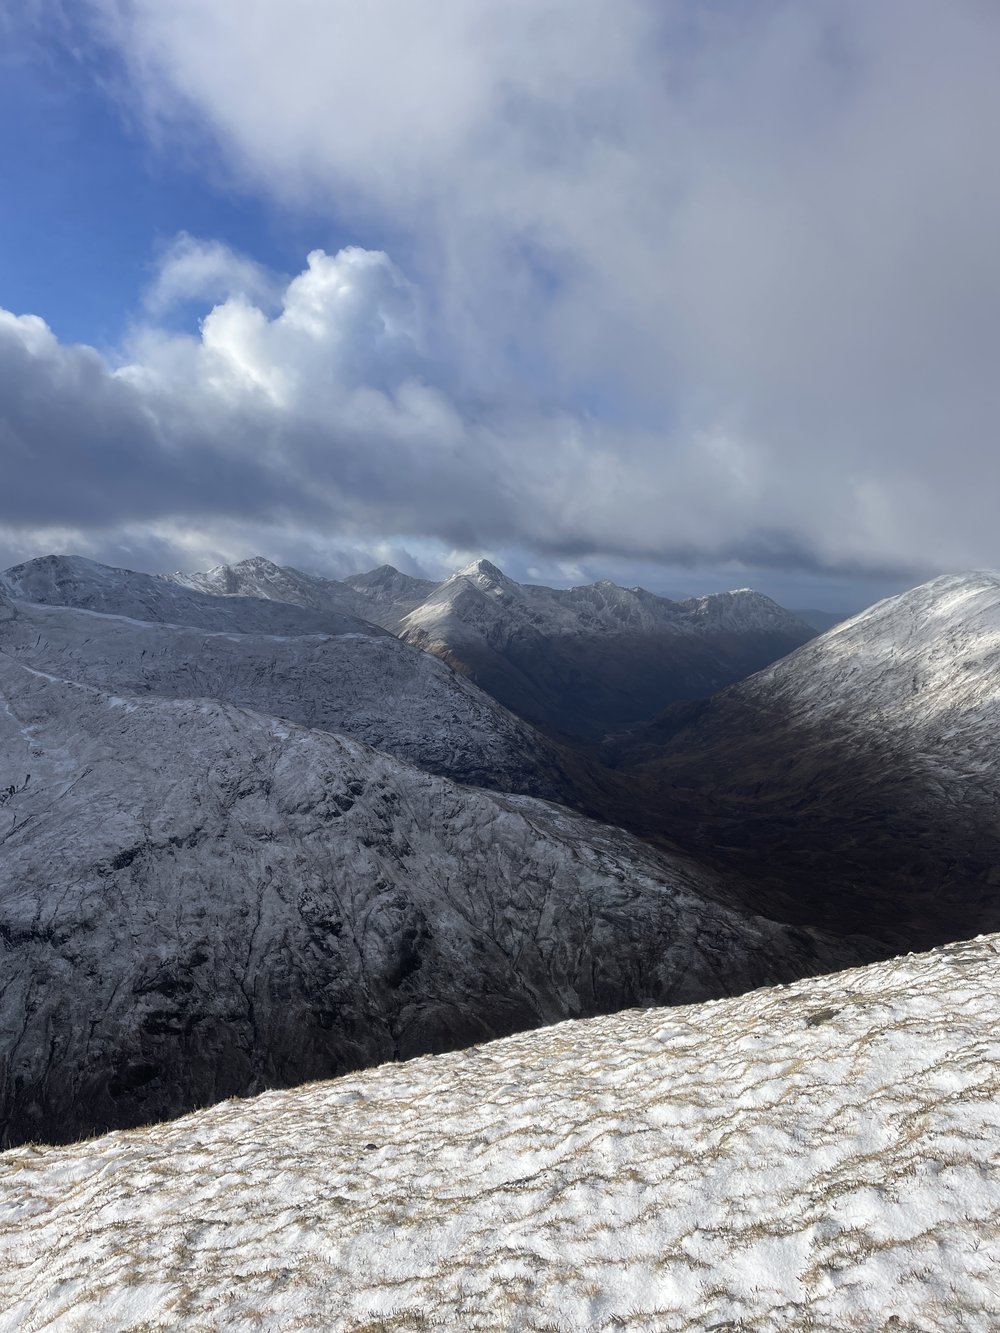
<box><xmin>455</xmin><ymin>558</ymin><xmax>517</xmax><ymax>589</ymax></box>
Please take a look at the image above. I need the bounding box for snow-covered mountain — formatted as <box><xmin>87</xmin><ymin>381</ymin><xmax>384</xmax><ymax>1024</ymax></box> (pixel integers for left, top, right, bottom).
<box><xmin>172</xmin><ymin>554</ymin><xmax>358</xmax><ymax>610</ymax></box>
<box><xmin>613</xmin><ymin>571</ymin><xmax>1000</xmax><ymax>949</ymax></box>
<box><xmin>1</xmin><ymin>554</ymin><xmax>383</xmax><ymax>638</ymax></box>
<box><xmin>171</xmin><ymin>555</ymin><xmax>434</xmax><ymax>633</ymax></box>
<box><xmin>0</xmin><ymin>593</ymin><xmax>569</xmax><ymax>797</ymax></box>
<box><xmin>0</xmin><ymin>632</ymin><xmax>864</xmax><ymax>1147</ymax></box>
<box><xmin>397</xmin><ymin>558</ymin><xmax>816</xmax><ymax>738</ymax></box>
<box><xmin>2</xmin><ymin>932</ymin><xmax>996</xmax><ymax>1331</ymax></box>
<box><xmin>342</xmin><ymin>563</ymin><xmax>438</xmax><ymax>629</ymax></box>
<box><xmin>60</xmin><ymin>551</ymin><xmax>813</xmax><ymax>740</ymax></box>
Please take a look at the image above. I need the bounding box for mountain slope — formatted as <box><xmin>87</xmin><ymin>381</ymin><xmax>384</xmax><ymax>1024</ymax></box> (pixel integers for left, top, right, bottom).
<box><xmin>0</xmin><ymin>593</ymin><xmax>569</xmax><ymax>797</ymax></box>
<box><xmin>611</xmin><ymin>571</ymin><xmax>1000</xmax><ymax>948</ymax></box>
<box><xmin>1</xmin><ymin>554</ymin><xmax>384</xmax><ymax>637</ymax></box>
<box><xmin>0</xmin><ymin>636</ymin><xmax>861</xmax><ymax>1146</ymax></box>
<box><xmin>399</xmin><ymin>559</ymin><xmax>815</xmax><ymax>738</ymax></box>
<box><xmin>2</xmin><ymin>933</ymin><xmax>997</xmax><ymax>1331</ymax></box>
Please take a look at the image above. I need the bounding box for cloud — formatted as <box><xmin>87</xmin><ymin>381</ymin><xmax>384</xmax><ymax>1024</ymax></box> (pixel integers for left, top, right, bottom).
<box><xmin>144</xmin><ymin>233</ymin><xmax>282</xmax><ymax>316</ymax></box>
<box><xmin>3</xmin><ymin>2</ymin><xmax>1000</xmax><ymax>595</ymax></box>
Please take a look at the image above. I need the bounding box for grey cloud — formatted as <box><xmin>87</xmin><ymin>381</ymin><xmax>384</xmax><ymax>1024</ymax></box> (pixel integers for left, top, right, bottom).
<box><xmin>4</xmin><ymin>1</ymin><xmax>1000</xmax><ymax>593</ymax></box>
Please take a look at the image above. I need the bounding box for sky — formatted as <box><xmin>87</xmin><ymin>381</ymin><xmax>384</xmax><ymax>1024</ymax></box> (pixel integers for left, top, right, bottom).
<box><xmin>1</xmin><ymin>1</ymin><xmax>998</xmax><ymax>612</ymax></box>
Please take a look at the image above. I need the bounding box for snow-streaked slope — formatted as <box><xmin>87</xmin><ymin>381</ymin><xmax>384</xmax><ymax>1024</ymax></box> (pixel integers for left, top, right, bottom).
<box><xmin>0</xmin><ymin>594</ymin><xmax>568</xmax><ymax>796</ymax></box>
<box><xmin>0</xmin><ymin>642</ymin><xmax>860</xmax><ymax>1146</ymax></box>
<box><xmin>0</xmin><ymin>555</ymin><xmax>384</xmax><ymax>638</ymax></box>
<box><xmin>615</xmin><ymin>572</ymin><xmax>1000</xmax><ymax>947</ymax></box>
<box><xmin>744</xmin><ymin>570</ymin><xmax>1000</xmax><ymax>728</ymax></box>
<box><xmin>2</xmin><ymin>934</ymin><xmax>997</xmax><ymax>1332</ymax></box>
<box><xmin>398</xmin><ymin>559</ymin><xmax>815</xmax><ymax>738</ymax></box>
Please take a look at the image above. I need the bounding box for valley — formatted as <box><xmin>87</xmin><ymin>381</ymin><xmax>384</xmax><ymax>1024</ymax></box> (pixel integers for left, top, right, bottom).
<box><xmin>2</xmin><ymin>553</ymin><xmax>999</xmax><ymax>1163</ymax></box>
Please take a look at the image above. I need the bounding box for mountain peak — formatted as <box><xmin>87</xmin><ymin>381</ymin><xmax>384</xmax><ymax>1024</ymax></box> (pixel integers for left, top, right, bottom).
<box><xmin>455</xmin><ymin>558</ymin><xmax>514</xmax><ymax>586</ymax></box>
<box><xmin>232</xmin><ymin>555</ymin><xmax>284</xmax><ymax>574</ymax></box>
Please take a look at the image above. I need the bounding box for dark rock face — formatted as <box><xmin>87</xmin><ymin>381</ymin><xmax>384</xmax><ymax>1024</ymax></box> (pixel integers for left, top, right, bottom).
<box><xmin>0</xmin><ymin>661</ymin><xmax>866</xmax><ymax>1148</ymax></box>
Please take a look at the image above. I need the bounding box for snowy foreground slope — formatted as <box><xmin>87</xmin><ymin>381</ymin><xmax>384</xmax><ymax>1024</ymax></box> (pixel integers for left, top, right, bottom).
<box><xmin>2</xmin><ymin>934</ymin><xmax>998</xmax><ymax>1332</ymax></box>
<box><xmin>0</xmin><ymin>638</ymin><xmax>859</xmax><ymax>1146</ymax></box>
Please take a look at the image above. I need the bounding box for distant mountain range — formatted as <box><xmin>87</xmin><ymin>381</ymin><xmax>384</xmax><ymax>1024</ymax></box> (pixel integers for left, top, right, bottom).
<box><xmin>160</xmin><ymin>551</ymin><xmax>816</xmax><ymax>738</ymax></box>
<box><xmin>6</xmin><ymin>550</ymin><xmax>1000</xmax><ymax>1152</ymax></box>
<box><xmin>396</xmin><ymin>558</ymin><xmax>816</xmax><ymax>739</ymax></box>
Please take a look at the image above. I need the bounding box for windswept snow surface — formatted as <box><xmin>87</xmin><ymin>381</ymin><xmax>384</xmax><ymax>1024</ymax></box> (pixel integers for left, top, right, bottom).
<box><xmin>2</xmin><ymin>935</ymin><xmax>998</xmax><ymax>1331</ymax></box>
<box><xmin>0</xmin><ymin>646</ymin><xmax>859</xmax><ymax>1145</ymax></box>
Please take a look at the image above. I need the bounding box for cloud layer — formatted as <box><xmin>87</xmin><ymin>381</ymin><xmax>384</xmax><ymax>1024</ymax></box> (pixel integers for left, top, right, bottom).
<box><xmin>2</xmin><ymin>1</ymin><xmax>1000</xmax><ymax>596</ymax></box>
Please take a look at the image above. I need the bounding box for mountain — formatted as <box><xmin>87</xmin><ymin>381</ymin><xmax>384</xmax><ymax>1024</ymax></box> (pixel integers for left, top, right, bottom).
<box><xmin>171</xmin><ymin>554</ymin><xmax>434</xmax><ymax>633</ymax></box>
<box><xmin>175</xmin><ymin>556</ymin><xmax>435</xmax><ymax>631</ymax></box>
<box><xmin>0</xmin><ymin>630</ymin><xmax>864</xmax><ymax>1147</ymax></box>
<box><xmin>3</xmin><ymin>933</ymin><xmax>996</xmax><ymax>1330</ymax></box>
<box><xmin>1</xmin><ymin>554</ymin><xmax>385</xmax><ymax>638</ymax></box>
<box><xmin>610</xmin><ymin>571</ymin><xmax>1000</xmax><ymax>949</ymax></box>
<box><xmin>398</xmin><ymin>558</ymin><xmax>816</xmax><ymax>739</ymax></box>
<box><xmin>131</xmin><ymin>552</ymin><xmax>816</xmax><ymax>739</ymax></box>
<box><xmin>0</xmin><ymin>590</ymin><xmax>569</xmax><ymax>797</ymax></box>
<box><xmin>342</xmin><ymin>563</ymin><xmax>438</xmax><ymax>630</ymax></box>
<box><xmin>173</xmin><ymin>554</ymin><xmax>359</xmax><ymax>610</ymax></box>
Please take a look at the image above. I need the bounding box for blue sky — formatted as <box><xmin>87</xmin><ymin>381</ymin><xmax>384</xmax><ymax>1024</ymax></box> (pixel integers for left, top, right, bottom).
<box><xmin>0</xmin><ymin>19</ymin><xmax>348</xmax><ymax>349</ymax></box>
<box><xmin>1</xmin><ymin>2</ymin><xmax>998</xmax><ymax>611</ymax></box>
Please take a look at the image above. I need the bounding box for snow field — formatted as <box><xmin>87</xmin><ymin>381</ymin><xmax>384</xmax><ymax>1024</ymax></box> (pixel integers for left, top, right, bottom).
<box><xmin>1</xmin><ymin>935</ymin><xmax>998</xmax><ymax>1331</ymax></box>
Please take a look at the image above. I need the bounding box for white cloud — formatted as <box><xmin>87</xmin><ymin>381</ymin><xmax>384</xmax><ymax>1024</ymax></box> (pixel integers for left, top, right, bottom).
<box><xmin>144</xmin><ymin>233</ymin><xmax>282</xmax><ymax>316</ymax></box>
